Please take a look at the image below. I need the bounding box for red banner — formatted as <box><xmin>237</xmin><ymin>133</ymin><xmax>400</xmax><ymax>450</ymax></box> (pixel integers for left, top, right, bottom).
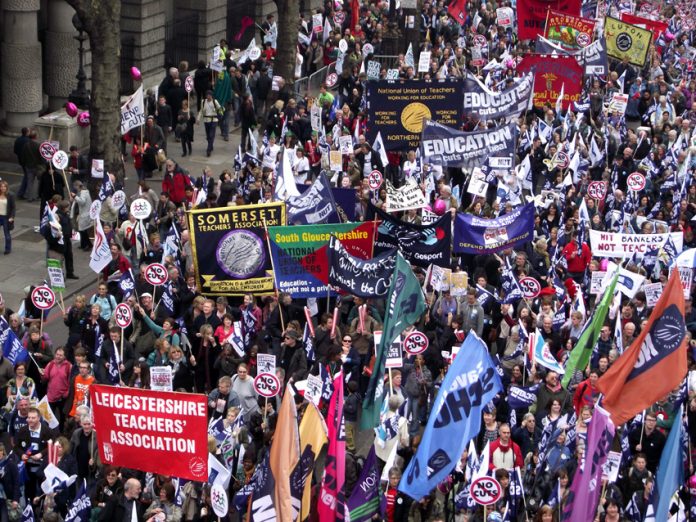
<box><xmin>517</xmin><ymin>0</ymin><xmax>582</xmax><ymax>40</ymax></box>
<box><xmin>91</xmin><ymin>385</ymin><xmax>208</xmax><ymax>481</ymax></box>
<box><xmin>619</xmin><ymin>12</ymin><xmax>668</xmax><ymax>41</ymax></box>
<box><xmin>544</xmin><ymin>10</ymin><xmax>596</xmax><ymax>49</ymax></box>
<box><xmin>517</xmin><ymin>54</ymin><xmax>584</xmax><ymax>110</ymax></box>
<box><xmin>447</xmin><ymin>0</ymin><xmax>467</xmax><ymax>25</ymax></box>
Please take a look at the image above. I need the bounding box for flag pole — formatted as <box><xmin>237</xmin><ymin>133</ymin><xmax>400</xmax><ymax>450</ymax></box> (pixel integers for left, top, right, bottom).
<box><xmin>120</xmin><ymin>328</ymin><xmax>124</xmax><ymax>361</ymax></box>
<box><xmin>638</xmin><ymin>409</ymin><xmax>646</xmax><ymax>447</ymax></box>
<box><xmin>263</xmin><ymin>218</ymin><xmax>284</xmax><ymax>332</ymax></box>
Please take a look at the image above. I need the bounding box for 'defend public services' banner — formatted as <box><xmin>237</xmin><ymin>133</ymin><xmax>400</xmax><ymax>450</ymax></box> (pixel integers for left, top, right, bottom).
<box><xmin>463</xmin><ymin>71</ymin><xmax>534</xmax><ymax>122</ymax></box>
<box><xmin>366</xmin><ymin>79</ymin><xmax>463</xmax><ymax>151</ymax></box>
<box><xmin>267</xmin><ymin>222</ymin><xmax>377</xmax><ymax>297</ymax></box>
<box><xmin>420</xmin><ymin>119</ymin><xmax>517</xmax><ymax>170</ymax></box>
<box><xmin>454</xmin><ymin>203</ymin><xmax>535</xmax><ymax>254</ymax></box>
<box><xmin>91</xmin><ymin>385</ymin><xmax>208</xmax><ymax>482</ymax></box>
<box><xmin>188</xmin><ymin>202</ymin><xmax>285</xmax><ymax>295</ymax></box>
<box><xmin>517</xmin><ymin>54</ymin><xmax>584</xmax><ymax>110</ymax></box>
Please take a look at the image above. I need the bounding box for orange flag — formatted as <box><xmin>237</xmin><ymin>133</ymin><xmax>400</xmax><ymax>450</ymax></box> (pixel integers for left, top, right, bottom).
<box><xmin>596</xmin><ymin>270</ymin><xmax>688</xmax><ymax>426</ymax></box>
<box><xmin>269</xmin><ymin>386</ymin><xmax>300</xmax><ymax>521</ymax></box>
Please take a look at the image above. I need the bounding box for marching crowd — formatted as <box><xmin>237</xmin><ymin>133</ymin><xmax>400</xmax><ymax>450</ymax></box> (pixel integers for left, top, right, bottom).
<box><xmin>2</xmin><ymin>0</ymin><xmax>696</xmax><ymax>520</ymax></box>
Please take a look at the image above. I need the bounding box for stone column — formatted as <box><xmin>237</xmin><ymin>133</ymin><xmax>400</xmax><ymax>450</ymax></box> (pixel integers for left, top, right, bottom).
<box><xmin>44</xmin><ymin>0</ymin><xmax>79</xmax><ymax>111</ymax></box>
<box><xmin>175</xmin><ymin>0</ymin><xmax>226</xmax><ymax>62</ymax></box>
<box><xmin>1</xmin><ymin>0</ymin><xmax>42</xmax><ymax>134</ymax></box>
<box><xmin>121</xmin><ymin>0</ymin><xmax>166</xmax><ymax>88</ymax></box>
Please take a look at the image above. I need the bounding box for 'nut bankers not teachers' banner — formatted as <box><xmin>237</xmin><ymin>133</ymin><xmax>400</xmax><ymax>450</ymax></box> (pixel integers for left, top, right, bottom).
<box><xmin>188</xmin><ymin>202</ymin><xmax>285</xmax><ymax>295</ymax></box>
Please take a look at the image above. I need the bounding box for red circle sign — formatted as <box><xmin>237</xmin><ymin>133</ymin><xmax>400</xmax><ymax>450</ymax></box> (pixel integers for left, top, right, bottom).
<box><xmin>557</xmin><ymin>151</ymin><xmax>570</xmax><ymax>169</ymax></box>
<box><xmin>114</xmin><ymin>303</ymin><xmax>132</xmax><ymax>329</ymax></box>
<box><xmin>403</xmin><ymin>331</ymin><xmax>429</xmax><ymax>355</ymax></box>
<box><xmin>185</xmin><ymin>76</ymin><xmax>194</xmax><ymax>93</ymax></box>
<box><xmin>519</xmin><ymin>277</ymin><xmax>541</xmax><ymax>299</ymax></box>
<box><xmin>368</xmin><ymin>170</ymin><xmax>383</xmax><ymax>190</ymax></box>
<box><xmin>470</xmin><ymin>476</ymin><xmax>502</xmax><ymax>506</ymax></box>
<box><xmin>254</xmin><ymin>373</ymin><xmax>280</xmax><ymax>398</ymax></box>
<box><xmin>326</xmin><ymin>72</ymin><xmax>338</xmax><ymax>88</ymax></box>
<box><xmin>144</xmin><ymin>263</ymin><xmax>168</xmax><ymax>286</ymax></box>
<box><xmin>627</xmin><ymin>172</ymin><xmax>646</xmax><ymax>192</ymax></box>
<box><xmin>587</xmin><ymin>181</ymin><xmax>607</xmax><ymax>200</ymax></box>
<box><xmin>39</xmin><ymin>142</ymin><xmax>57</xmax><ymax>162</ymax></box>
<box><xmin>31</xmin><ymin>286</ymin><xmax>56</xmax><ymax>310</ymax></box>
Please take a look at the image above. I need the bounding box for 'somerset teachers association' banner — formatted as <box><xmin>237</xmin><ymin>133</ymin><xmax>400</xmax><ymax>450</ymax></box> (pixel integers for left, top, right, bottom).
<box><xmin>91</xmin><ymin>385</ymin><xmax>208</xmax><ymax>482</ymax></box>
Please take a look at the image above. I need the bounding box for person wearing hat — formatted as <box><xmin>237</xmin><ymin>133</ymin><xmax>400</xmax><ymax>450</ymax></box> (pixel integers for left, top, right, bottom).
<box><xmin>43</xmin><ymin>199</ymin><xmax>78</xmax><ymax>280</ymax></box>
<box><xmin>71</xmin><ymin>181</ymin><xmax>93</xmax><ymax>251</ymax></box>
<box><xmin>197</xmin><ymin>90</ymin><xmax>223</xmax><ymax>157</ymax></box>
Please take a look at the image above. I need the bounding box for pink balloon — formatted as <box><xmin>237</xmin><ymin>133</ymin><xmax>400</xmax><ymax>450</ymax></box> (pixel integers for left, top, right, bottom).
<box><xmin>599</xmin><ymin>258</ymin><xmax>608</xmax><ymax>271</ymax></box>
<box><xmin>505</xmin><ymin>59</ymin><xmax>515</xmax><ymax>69</ymax></box>
<box><xmin>433</xmin><ymin>199</ymin><xmax>446</xmax><ymax>215</ymax></box>
<box><xmin>689</xmin><ymin>474</ymin><xmax>696</xmax><ymax>496</ymax></box>
<box><xmin>65</xmin><ymin>102</ymin><xmax>78</xmax><ymax>118</ymax></box>
<box><xmin>77</xmin><ymin>112</ymin><xmax>91</xmax><ymax>127</ymax></box>
<box><xmin>664</xmin><ymin>31</ymin><xmax>674</xmax><ymax>41</ymax></box>
<box><xmin>130</xmin><ymin>66</ymin><xmax>142</xmax><ymax>82</ymax></box>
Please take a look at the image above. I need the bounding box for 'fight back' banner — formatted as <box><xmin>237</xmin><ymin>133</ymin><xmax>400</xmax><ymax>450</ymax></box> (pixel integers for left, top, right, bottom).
<box><xmin>463</xmin><ymin>72</ymin><xmax>534</xmax><ymax>122</ymax></box>
<box><xmin>188</xmin><ymin>202</ymin><xmax>285</xmax><ymax>295</ymax></box>
<box><xmin>420</xmin><ymin>119</ymin><xmax>517</xmax><ymax>170</ymax></box>
<box><xmin>328</xmin><ymin>236</ymin><xmax>396</xmax><ymax>298</ymax></box>
<box><xmin>454</xmin><ymin>203</ymin><xmax>535</xmax><ymax>254</ymax></box>
<box><xmin>366</xmin><ymin>80</ymin><xmax>463</xmax><ymax>151</ymax></box>
<box><xmin>367</xmin><ymin>203</ymin><xmax>452</xmax><ymax>268</ymax></box>
<box><xmin>517</xmin><ymin>0</ymin><xmax>582</xmax><ymax>40</ymax></box>
<box><xmin>91</xmin><ymin>385</ymin><xmax>208</xmax><ymax>482</ymax></box>
<box><xmin>517</xmin><ymin>54</ymin><xmax>584</xmax><ymax>110</ymax></box>
<box><xmin>268</xmin><ymin>222</ymin><xmax>376</xmax><ymax>297</ymax></box>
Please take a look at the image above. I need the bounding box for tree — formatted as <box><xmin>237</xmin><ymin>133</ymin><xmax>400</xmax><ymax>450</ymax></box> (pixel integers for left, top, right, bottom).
<box><xmin>65</xmin><ymin>0</ymin><xmax>124</xmax><ymax>181</ymax></box>
<box><xmin>274</xmin><ymin>0</ymin><xmax>300</xmax><ymax>86</ymax></box>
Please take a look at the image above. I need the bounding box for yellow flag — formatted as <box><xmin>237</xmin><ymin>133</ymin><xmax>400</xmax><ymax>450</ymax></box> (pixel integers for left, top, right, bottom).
<box><xmin>604</xmin><ymin>16</ymin><xmax>652</xmax><ymax>67</ymax></box>
<box><xmin>300</xmin><ymin>402</ymin><xmax>328</xmax><ymax>521</ymax></box>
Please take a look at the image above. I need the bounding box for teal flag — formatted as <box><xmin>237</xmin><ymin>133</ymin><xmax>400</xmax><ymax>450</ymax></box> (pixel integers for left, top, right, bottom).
<box><xmin>360</xmin><ymin>253</ymin><xmax>425</xmax><ymax>429</ymax></box>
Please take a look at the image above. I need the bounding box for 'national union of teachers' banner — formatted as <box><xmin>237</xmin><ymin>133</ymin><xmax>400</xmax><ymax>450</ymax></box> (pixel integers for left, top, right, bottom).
<box><xmin>367</xmin><ymin>203</ymin><xmax>452</xmax><ymax>268</ymax></box>
<box><xmin>365</xmin><ymin>80</ymin><xmax>463</xmax><ymax>151</ymax></box>
<box><xmin>517</xmin><ymin>54</ymin><xmax>583</xmax><ymax>110</ymax></box>
<box><xmin>188</xmin><ymin>202</ymin><xmax>285</xmax><ymax>295</ymax></box>
<box><xmin>517</xmin><ymin>0</ymin><xmax>581</xmax><ymax>40</ymax></box>
<box><xmin>268</xmin><ymin>222</ymin><xmax>377</xmax><ymax>297</ymax></box>
<box><xmin>589</xmin><ymin>230</ymin><xmax>683</xmax><ymax>258</ymax></box>
<box><xmin>463</xmin><ymin>72</ymin><xmax>534</xmax><ymax>122</ymax></box>
<box><xmin>454</xmin><ymin>203</ymin><xmax>535</xmax><ymax>254</ymax></box>
<box><xmin>328</xmin><ymin>236</ymin><xmax>397</xmax><ymax>298</ymax></box>
<box><xmin>604</xmin><ymin>16</ymin><xmax>652</xmax><ymax>67</ymax></box>
<box><xmin>91</xmin><ymin>385</ymin><xmax>208</xmax><ymax>482</ymax></box>
<box><xmin>420</xmin><ymin>119</ymin><xmax>517</xmax><ymax>170</ymax></box>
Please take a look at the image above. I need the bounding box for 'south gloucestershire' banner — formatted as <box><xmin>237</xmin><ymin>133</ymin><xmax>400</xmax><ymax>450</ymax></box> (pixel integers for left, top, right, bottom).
<box><xmin>366</xmin><ymin>79</ymin><xmax>463</xmax><ymax>151</ymax></box>
<box><xmin>91</xmin><ymin>385</ymin><xmax>208</xmax><ymax>482</ymax></box>
<box><xmin>267</xmin><ymin>222</ymin><xmax>377</xmax><ymax>297</ymax></box>
<box><xmin>188</xmin><ymin>202</ymin><xmax>285</xmax><ymax>295</ymax></box>
<box><xmin>454</xmin><ymin>203</ymin><xmax>535</xmax><ymax>254</ymax></box>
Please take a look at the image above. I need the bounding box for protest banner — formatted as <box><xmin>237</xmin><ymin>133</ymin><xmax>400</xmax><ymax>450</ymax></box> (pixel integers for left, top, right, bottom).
<box><xmin>120</xmin><ymin>86</ymin><xmax>146</xmax><ymax>135</ymax></box>
<box><xmin>91</xmin><ymin>385</ymin><xmax>208</xmax><ymax>481</ymax></box>
<box><xmin>420</xmin><ymin>120</ymin><xmax>517</xmax><ymax>170</ymax></box>
<box><xmin>327</xmin><ymin>235</ymin><xmax>396</xmax><ymax>298</ymax></box>
<box><xmin>604</xmin><ymin>17</ymin><xmax>652</xmax><ymax>67</ymax></box>
<box><xmin>268</xmin><ymin>222</ymin><xmax>377</xmax><ymax>297</ymax></box>
<box><xmin>463</xmin><ymin>71</ymin><xmax>534</xmax><ymax>121</ymax></box>
<box><xmin>517</xmin><ymin>0</ymin><xmax>582</xmax><ymax>40</ymax></box>
<box><xmin>589</xmin><ymin>230</ymin><xmax>683</xmax><ymax>258</ymax></box>
<box><xmin>619</xmin><ymin>12</ymin><xmax>668</xmax><ymax>41</ymax></box>
<box><xmin>496</xmin><ymin>7</ymin><xmax>513</xmax><ymax>27</ymax></box>
<box><xmin>385</xmin><ymin>179</ymin><xmax>427</xmax><ymax>212</ymax></box>
<box><xmin>150</xmin><ymin>366</ymin><xmax>173</xmax><ymax>391</ymax></box>
<box><xmin>454</xmin><ymin>203</ymin><xmax>535</xmax><ymax>254</ymax></box>
<box><xmin>544</xmin><ymin>10</ymin><xmax>596</xmax><ymax>49</ymax></box>
<box><xmin>517</xmin><ymin>54</ymin><xmax>583</xmax><ymax>110</ymax></box>
<box><xmin>608</xmin><ymin>93</ymin><xmax>629</xmax><ymax>114</ymax></box>
<box><xmin>365</xmin><ymin>80</ymin><xmax>463</xmax><ymax>151</ymax></box>
<box><xmin>535</xmin><ymin>34</ymin><xmax>609</xmax><ymax>76</ymax></box>
<box><xmin>187</xmin><ymin>203</ymin><xmax>285</xmax><ymax>295</ymax></box>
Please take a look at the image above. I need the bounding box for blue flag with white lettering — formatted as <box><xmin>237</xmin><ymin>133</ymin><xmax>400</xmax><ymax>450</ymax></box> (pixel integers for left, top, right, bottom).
<box><xmin>0</xmin><ymin>317</ymin><xmax>29</xmax><ymax>365</ymax></box>
<box><xmin>64</xmin><ymin>480</ymin><xmax>91</xmax><ymax>522</ymax></box>
<box><xmin>399</xmin><ymin>331</ymin><xmax>503</xmax><ymax>500</ymax></box>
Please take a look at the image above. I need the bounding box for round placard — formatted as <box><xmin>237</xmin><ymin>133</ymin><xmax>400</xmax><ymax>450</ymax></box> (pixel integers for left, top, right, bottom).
<box><xmin>52</xmin><ymin>150</ymin><xmax>69</xmax><ymax>170</ymax></box>
<box><xmin>185</xmin><ymin>76</ymin><xmax>194</xmax><ymax>93</ymax></box>
<box><xmin>114</xmin><ymin>303</ymin><xmax>133</xmax><ymax>329</ymax></box>
<box><xmin>211</xmin><ymin>483</ymin><xmax>229</xmax><ymax>517</ymax></box>
<box><xmin>130</xmin><ymin>198</ymin><xmax>152</xmax><ymax>220</ymax></box>
<box><xmin>587</xmin><ymin>181</ymin><xmax>607</xmax><ymax>200</ymax></box>
<box><xmin>144</xmin><ymin>263</ymin><xmax>168</xmax><ymax>286</ymax></box>
<box><xmin>519</xmin><ymin>277</ymin><xmax>541</xmax><ymax>299</ymax></box>
<box><xmin>31</xmin><ymin>286</ymin><xmax>56</xmax><ymax>310</ymax></box>
<box><xmin>368</xmin><ymin>170</ymin><xmax>383</xmax><ymax>190</ymax></box>
<box><xmin>89</xmin><ymin>200</ymin><xmax>102</xmax><ymax>221</ymax></box>
<box><xmin>39</xmin><ymin>141</ymin><xmax>57</xmax><ymax>162</ymax></box>
<box><xmin>111</xmin><ymin>190</ymin><xmax>126</xmax><ymax>209</ymax></box>
<box><xmin>470</xmin><ymin>476</ymin><xmax>502</xmax><ymax>506</ymax></box>
<box><xmin>403</xmin><ymin>330</ymin><xmax>429</xmax><ymax>355</ymax></box>
<box><xmin>627</xmin><ymin>172</ymin><xmax>646</xmax><ymax>192</ymax></box>
<box><xmin>254</xmin><ymin>372</ymin><xmax>280</xmax><ymax>398</ymax></box>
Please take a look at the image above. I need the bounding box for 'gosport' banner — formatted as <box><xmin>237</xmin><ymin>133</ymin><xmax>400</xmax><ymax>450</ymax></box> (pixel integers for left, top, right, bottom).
<box><xmin>188</xmin><ymin>202</ymin><xmax>285</xmax><ymax>295</ymax></box>
<box><xmin>420</xmin><ymin>119</ymin><xmax>517</xmax><ymax>170</ymax></box>
<box><xmin>454</xmin><ymin>203</ymin><xmax>535</xmax><ymax>254</ymax></box>
<box><xmin>463</xmin><ymin>71</ymin><xmax>534</xmax><ymax>121</ymax></box>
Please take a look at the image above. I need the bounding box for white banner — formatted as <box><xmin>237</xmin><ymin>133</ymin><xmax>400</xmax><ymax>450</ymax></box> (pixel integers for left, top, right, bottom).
<box><xmin>589</xmin><ymin>230</ymin><xmax>683</xmax><ymax>258</ymax></box>
<box><xmin>119</xmin><ymin>86</ymin><xmax>146</xmax><ymax>135</ymax></box>
<box><xmin>385</xmin><ymin>179</ymin><xmax>427</xmax><ymax>212</ymax></box>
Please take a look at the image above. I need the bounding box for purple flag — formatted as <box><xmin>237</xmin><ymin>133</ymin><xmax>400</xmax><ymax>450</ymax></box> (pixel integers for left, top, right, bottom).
<box><xmin>561</xmin><ymin>406</ymin><xmax>615</xmax><ymax>522</ymax></box>
<box><xmin>346</xmin><ymin>447</ymin><xmax>380</xmax><ymax>522</ymax></box>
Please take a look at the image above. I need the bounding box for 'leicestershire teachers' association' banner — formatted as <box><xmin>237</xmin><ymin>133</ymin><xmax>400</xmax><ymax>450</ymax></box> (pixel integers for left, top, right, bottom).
<box><xmin>454</xmin><ymin>203</ymin><xmax>535</xmax><ymax>254</ymax></box>
<box><xmin>420</xmin><ymin>119</ymin><xmax>517</xmax><ymax>170</ymax></box>
<box><xmin>589</xmin><ymin>230</ymin><xmax>684</xmax><ymax>258</ymax></box>
<box><xmin>268</xmin><ymin>222</ymin><xmax>377</xmax><ymax>297</ymax></box>
<box><xmin>463</xmin><ymin>72</ymin><xmax>534</xmax><ymax>122</ymax></box>
<box><xmin>366</xmin><ymin>79</ymin><xmax>463</xmax><ymax>151</ymax></box>
<box><xmin>188</xmin><ymin>202</ymin><xmax>285</xmax><ymax>295</ymax></box>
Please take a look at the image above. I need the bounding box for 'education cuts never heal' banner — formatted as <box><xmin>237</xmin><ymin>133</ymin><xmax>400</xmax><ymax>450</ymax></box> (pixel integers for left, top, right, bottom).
<box><xmin>454</xmin><ymin>203</ymin><xmax>535</xmax><ymax>254</ymax></box>
<box><xmin>463</xmin><ymin>72</ymin><xmax>534</xmax><ymax>122</ymax></box>
<box><xmin>589</xmin><ymin>230</ymin><xmax>684</xmax><ymax>258</ymax></box>
<box><xmin>268</xmin><ymin>222</ymin><xmax>377</xmax><ymax>297</ymax></box>
<box><xmin>91</xmin><ymin>385</ymin><xmax>208</xmax><ymax>482</ymax></box>
<box><xmin>366</xmin><ymin>80</ymin><xmax>463</xmax><ymax>151</ymax></box>
<box><xmin>420</xmin><ymin>120</ymin><xmax>517</xmax><ymax>170</ymax></box>
<box><xmin>188</xmin><ymin>202</ymin><xmax>285</xmax><ymax>295</ymax></box>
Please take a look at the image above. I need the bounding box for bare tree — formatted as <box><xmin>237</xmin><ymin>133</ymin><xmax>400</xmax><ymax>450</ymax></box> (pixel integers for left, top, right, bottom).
<box><xmin>274</xmin><ymin>0</ymin><xmax>300</xmax><ymax>86</ymax></box>
<box><xmin>65</xmin><ymin>0</ymin><xmax>124</xmax><ymax>180</ymax></box>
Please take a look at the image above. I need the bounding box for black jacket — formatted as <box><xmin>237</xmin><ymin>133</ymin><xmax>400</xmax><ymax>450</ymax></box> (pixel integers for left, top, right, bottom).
<box><xmin>99</xmin><ymin>494</ymin><xmax>144</xmax><ymax>522</ymax></box>
<box><xmin>44</xmin><ymin>209</ymin><xmax>72</xmax><ymax>255</ymax></box>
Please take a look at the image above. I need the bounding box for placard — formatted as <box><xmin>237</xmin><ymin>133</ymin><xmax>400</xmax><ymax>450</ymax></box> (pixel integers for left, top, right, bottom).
<box><xmin>150</xmin><ymin>366</ymin><xmax>173</xmax><ymax>392</ymax></box>
<box><xmin>329</xmin><ymin>150</ymin><xmax>343</xmax><ymax>171</ymax></box>
<box><xmin>608</xmin><ymin>93</ymin><xmax>628</xmax><ymax>114</ymax></box>
<box><xmin>386</xmin><ymin>69</ymin><xmax>400</xmax><ymax>80</ymax></box>
<box><xmin>590</xmin><ymin>270</ymin><xmax>606</xmax><ymax>295</ymax></box>
<box><xmin>257</xmin><ymin>353</ymin><xmax>276</xmax><ymax>376</ymax></box>
<box><xmin>385</xmin><ymin>341</ymin><xmax>403</xmax><ymax>368</ymax></box>
<box><xmin>467</xmin><ymin>169</ymin><xmax>489</xmax><ymax>197</ymax></box>
<box><xmin>52</xmin><ymin>150</ymin><xmax>69</xmax><ymax>170</ymax></box>
<box><xmin>91</xmin><ymin>159</ymin><xmax>104</xmax><ymax>179</ymax></box>
<box><xmin>677</xmin><ymin>267</ymin><xmax>693</xmax><ymax>300</ymax></box>
<box><xmin>31</xmin><ymin>286</ymin><xmax>56</xmax><ymax>310</ymax></box>
<box><xmin>253</xmin><ymin>373</ymin><xmax>281</xmax><ymax>397</ymax></box>
<box><xmin>338</xmin><ymin>135</ymin><xmax>353</xmax><ymax>155</ymax></box>
<box><xmin>304</xmin><ymin>374</ymin><xmax>323</xmax><ymax>406</ymax></box>
<box><xmin>601</xmin><ymin>451</ymin><xmax>622</xmax><ymax>483</ymax></box>
<box><xmin>418</xmin><ymin>51</ymin><xmax>431</xmax><ymax>73</ymax></box>
<box><xmin>367</xmin><ymin>60</ymin><xmax>381</xmax><ymax>80</ymax></box>
<box><xmin>643</xmin><ymin>282</ymin><xmax>662</xmax><ymax>307</ymax></box>
<box><xmin>47</xmin><ymin>259</ymin><xmax>65</xmax><ymax>292</ymax></box>
<box><xmin>450</xmin><ymin>272</ymin><xmax>468</xmax><ymax>296</ymax></box>
<box><xmin>496</xmin><ymin>7</ymin><xmax>514</xmax><ymax>27</ymax></box>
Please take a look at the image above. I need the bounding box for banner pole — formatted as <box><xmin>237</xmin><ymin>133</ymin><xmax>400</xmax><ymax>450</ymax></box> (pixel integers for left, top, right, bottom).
<box><xmin>638</xmin><ymin>409</ymin><xmax>646</xmax><ymax>447</ymax></box>
<box><xmin>388</xmin><ymin>367</ymin><xmax>393</xmax><ymax>395</ymax></box>
<box><xmin>262</xmin><ymin>217</ymin><xmax>284</xmax><ymax>332</ymax></box>
<box><xmin>263</xmin><ymin>396</ymin><xmax>268</xmax><ymax>425</ymax></box>
<box><xmin>120</xmin><ymin>329</ymin><xmax>124</xmax><ymax>360</ymax></box>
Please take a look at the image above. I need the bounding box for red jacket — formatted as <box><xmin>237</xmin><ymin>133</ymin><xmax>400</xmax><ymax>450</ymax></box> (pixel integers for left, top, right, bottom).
<box><xmin>489</xmin><ymin>438</ymin><xmax>523</xmax><ymax>471</ymax></box>
<box><xmin>573</xmin><ymin>378</ymin><xmax>597</xmax><ymax>415</ymax></box>
<box><xmin>162</xmin><ymin>171</ymin><xmax>191</xmax><ymax>205</ymax></box>
<box><xmin>562</xmin><ymin>241</ymin><xmax>592</xmax><ymax>273</ymax></box>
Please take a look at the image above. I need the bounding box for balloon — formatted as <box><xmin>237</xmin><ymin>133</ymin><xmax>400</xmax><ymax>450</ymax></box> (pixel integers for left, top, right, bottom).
<box><xmin>77</xmin><ymin>112</ymin><xmax>91</xmax><ymax>127</ymax></box>
<box><xmin>505</xmin><ymin>58</ymin><xmax>516</xmax><ymax>69</ymax></box>
<box><xmin>599</xmin><ymin>258</ymin><xmax>608</xmax><ymax>271</ymax></box>
<box><xmin>433</xmin><ymin>199</ymin><xmax>446</xmax><ymax>215</ymax></box>
<box><xmin>664</xmin><ymin>31</ymin><xmax>674</xmax><ymax>42</ymax></box>
<box><xmin>130</xmin><ymin>66</ymin><xmax>142</xmax><ymax>82</ymax></box>
<box><xmin>65</xmin><ymin>102</ymin><xmax>78</xmax><ymax>118</ymax></box>
<box><xmin>689</xmin><ymin>474</ymin><xmax>696</xmax><ymax>496</ymax></box>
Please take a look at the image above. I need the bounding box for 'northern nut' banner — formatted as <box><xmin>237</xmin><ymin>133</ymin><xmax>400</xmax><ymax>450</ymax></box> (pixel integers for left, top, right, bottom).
<box><xmin>366</xmin><ymin>80</ymin><xmax>463</xmax><ymax>151</ymax></box>
<box><xmin>589</xmin><ymin>230</ymin><xmax>684</xmax><ymax>258</ymax></box>
<box><xmin>91</xmin><ymin>385</ymin><xmax>208</xmax><ymax>482</ymax></box>
<box><xmin>420</xmin><ymin>119</ymin><xmax>517</xmax><ymax>170</ymax></box>
<box><xmin>463</xmin><ymin>72</ymin><xmax>534</xmax><ymax>121</ymax></box>
<box><xmin>188</xmin><ymin>202</ymin><xmax>285</xmax><ymax>295</ymax></box>
<box><xmin>454</xmin><ymin>203</ymin><xmax>536</xmax><ymax>253</ymax></box>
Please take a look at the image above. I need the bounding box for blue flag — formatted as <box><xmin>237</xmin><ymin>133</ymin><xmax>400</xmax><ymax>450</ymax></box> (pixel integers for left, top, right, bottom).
<box><xmin>64</xmin><ymin>480</ymin><xmax>91</xmax><ymax>522</ymax></box>
<box><xmin>399</xmin><ymin>332</ymin><xmax>503</xmax><ymax>500</ymax></box>
<box><xmin>158</xmin><ymin>281</ymin><xmax>175</xmax><ymax>316</ymax></box>
<box><xmin>0</xmin><ymin>317</ymin><xmax>29</xmax><ymax>365</ymax></box>
<box><xmin>653</xmin><ymin>405</ymin><xmax>685</xmax><ymax>521</ymax></box>
<box><xmin>98</xmin><ymin>171</ymin><xmax>115</xmax><ymax>202</ymax></box>
<box><xmin>22</xmin><ymin>505</ymin><xmax>34</xmax><ymax>522</ymax></box>
<box><xmin>233</xmin><ymin>453</ymin><xmax>275</xmax><ymax>517</ymax></box>
<box><xmin>107</xmin><ymin>344</ymin><xmax>121</xmax><ymax>386</ymax></box>
<box><xmin>346</xmin><ymin>447</ymin><xmax>381</xmax><ymax>521</ymax></box>
<box><xmin>118</xmin><ymin>269</ymin><xmax>136</xmax><ymax>299</ymax></box>
<box><xmin>286</xmin><ymin>172</ymin><xmax>339</xmax><ymax>224</ymax></box>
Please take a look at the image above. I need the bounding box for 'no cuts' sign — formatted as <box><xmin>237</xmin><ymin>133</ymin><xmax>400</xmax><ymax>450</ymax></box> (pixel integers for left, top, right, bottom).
<box><xmin>31</xmin><ymin>286</ymin><xmax>56</xmax><ymax>310</ymax></box>
<box><xmin>254</xmin><ymin>373</ymin><xmax>280</xmax><ymax>397</ymax></box>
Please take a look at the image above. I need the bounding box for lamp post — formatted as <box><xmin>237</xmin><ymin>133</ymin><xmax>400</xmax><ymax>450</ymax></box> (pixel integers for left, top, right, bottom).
<box><xmin>68</xmin><ymin>13</ymin><xmax>91</xmax><ymax>109</ymax></box>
